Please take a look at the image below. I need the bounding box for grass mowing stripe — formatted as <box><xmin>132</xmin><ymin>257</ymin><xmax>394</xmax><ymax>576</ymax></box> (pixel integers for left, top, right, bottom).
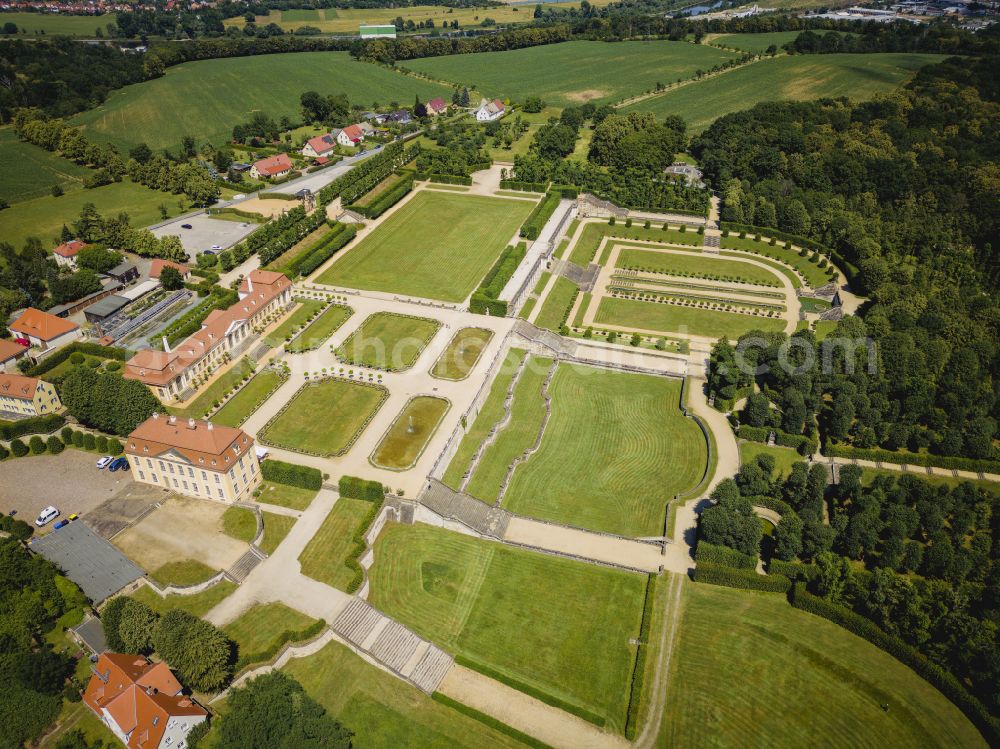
<box><xmin>617</xmin><ymin>246</ymin><xmax>780</xmax><ymax>286</ymax></box>
<box><xmin>431</xmin><ymin>693</ymin><xmax>555</xmax><ymax>749</ymax></box>
<box><xmin>533</xmin><ymin>277</ymin><xmax>578</xmax><ymax>332</ymax></box>
<box><xmin>596</xmin><ymin>297</ymin><xmax>787</xmax><ymax>340</ymax></box>
<box><xmin>211</xmin><ymin>368</ymin><xmax>285</xmax><ymax>427</ymax></box>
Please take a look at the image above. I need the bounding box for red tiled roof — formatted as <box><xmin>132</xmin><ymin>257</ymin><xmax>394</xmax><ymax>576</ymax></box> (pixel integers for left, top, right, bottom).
<box><xmin>149</xmin><ymin>259</ymin><xmax>191</xmax><ymax>279</ymax></box>
<box><xmin>252</xmin><ymin>153</ymin><xmax>293</xmax><ymax>177</ymax></box>
<box><xmin>342</xmin><ymin>124</ymin><xmax>364</xmax><ymax>142</ymax></box>
<box><xmin>305</xmin><ymin>133</ymin><xmax>336</xmax><ymax>155</ymax></box>
<box><xmin>0</xmin><ymin>338</ymin><xmax>28</xmax><ymax>363</ymax></box>
<box><xmin>0</xmin><ymin>373</ymin><xmax>40</xmax><ymax>400</ymax></box>
<box><xmin>126</xmin><ymin>413</ymin><xmax>254</xmax><ymax>472</ymax></box>
<box><xmin>427</xmin><ymin>97</ymin><xmax>447</xmax><ymax>112</ymax></box>
<box><xmin>53</xmin><ymin>239</ymin><xmax>86</xmax><ymax>258</ymax></box>
<box><xmin>9</xmin><ymin>308</ymin><xmax>80</xmax><ymax>342</ymax></box>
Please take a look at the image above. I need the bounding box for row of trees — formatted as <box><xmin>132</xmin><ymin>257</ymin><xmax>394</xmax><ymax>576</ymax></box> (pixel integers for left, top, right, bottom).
<box><xmin>60</xmin><ymin>366</ymin><xmax>161</xmax><ymax>436</ymax></box>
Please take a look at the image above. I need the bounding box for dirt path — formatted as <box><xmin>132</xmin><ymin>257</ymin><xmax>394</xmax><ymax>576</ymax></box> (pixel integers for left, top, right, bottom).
<box><xmin>634</xmin><ymin>573</ymin><xmax>686</xmax><ymax>748</ymax></box>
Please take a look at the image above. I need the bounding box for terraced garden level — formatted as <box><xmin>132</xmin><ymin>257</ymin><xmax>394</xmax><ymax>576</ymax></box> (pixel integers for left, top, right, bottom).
<box><xmin>299</xmin><ymin>497</ymin><xmax>378</xmax><ymax>591</ymax></box>
<box><xmin>259</xmin><ymin>378</ymin><xmax>387</xmax><ymax>456</ymax></box>
<box><xmin>286</xmin><ymin>303</ymin><xmax>353</xmax><ymax>353</ymax></box>
<box><xmin>211</xmin><ymin>368</ymin><xmax>285</xmax><ymax>427</ymax></box>
<box><xmin>431</xmin><ymin>327</ymin><xmax>494</xmax><ymax>381</ymax></box>
<box><xmin>720</xmin><ymin>234</ymin><xmax>833</xmax><ymax>288</ymax></box>
<box><xmin>336</xmin><ymin>312</ymin><xmax>441</xmax><ymax>371</ymax></box>
<box><xmin>371</xmin><ymin>396</ymin><xmax>450</xmax><ymax>471</ymax></box>
<box><xmin>617</xmin><ymin>247</ymin><xmax>781</xmax><ymax>287</ymax></box>
<box><xmin>368</xmin><ymin>523</ymin><xmax>646</xmax><ymax>733</ymax></box>
<box><xmin>569</xmin><ymin>222</ymin><xmax>702</xmax><ymax>266</ymax></box>
<box><xmin>596</xmin><ymin>297</ymin><xmax>787</xmax><ymax>339</ymax></box>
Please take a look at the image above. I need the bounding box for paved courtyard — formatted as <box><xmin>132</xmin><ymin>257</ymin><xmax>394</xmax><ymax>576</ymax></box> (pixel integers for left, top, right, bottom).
<box><xmin>150</xmin><ymin>213</ymin><xmax>259</xmax><ymax>256</ymax></box>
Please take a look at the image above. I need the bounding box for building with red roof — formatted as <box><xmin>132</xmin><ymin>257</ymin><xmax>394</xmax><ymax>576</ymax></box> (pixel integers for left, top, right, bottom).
<box><xmin>302</xmin><ymin>133</ymin><xmax>337</xmax><ymax>159</ymax></box>
<box><xmin>334</xmin><ymin>124</ymin><xmax>365</xmax><ymax>147</ymax></box>
<box><xmin>53</xmin><ymin>239</ymin><xmax>87</xmax><ymax>269</ymax></box>
<box><xmin>149</xmin><ymin>259</ymin><xmax>192</xmax><ymax>282</ymax></box>
<box><xmin>0</xmin><ymin>338</ymin><xmax>29</xmax><ymax>373</ymax></box>
<box><xmin>426</xmin><ymin>97</ymin><xmax>449</xmax><ymax>116</ymax></box>
<box><xmin>9</xmin><ymin>307</ymin><xmax>82</xmax><ymax>351</ymax></box>
<box><xmin>0</xmin><ymin>373</ymin><xmax>61</xmax><ymax>417</ymax></box>
<box><xmin>249</xmin><ymin>153</ymin><xmax>293</xmax><ymax>180</ymax></box>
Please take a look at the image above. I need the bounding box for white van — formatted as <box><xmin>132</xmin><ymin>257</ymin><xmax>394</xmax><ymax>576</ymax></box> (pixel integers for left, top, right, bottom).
<box><xmin>35</xmin><ymin>506</ymin><xmax>59</xmax><ymax>527</ymax></box>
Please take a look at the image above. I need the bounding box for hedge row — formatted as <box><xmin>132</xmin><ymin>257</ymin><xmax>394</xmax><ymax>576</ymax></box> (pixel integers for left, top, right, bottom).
<box><xmin>790</xmin><ymin>584</ymin><xmax>1000</xmax><ymax>745</ymax></box>
<box><xmin>258</xmin><ymin>192</ymin><xmax>298</xmax><ymax>201</ymax></box>
<box><xmin>823</xmin><ymin>441</ymin><xmax>1000</xmax><ymax>475</ymax></box>
<box><xmin>261</xmin><ymin>459</ymin><xmax>322</xmax><ymax>490</ymax></box>
<box><xmin>338</xmin><ymin>475</ymin><xmax>385</xmax><ymax>502</ymax></box>
<box><xmin>320</xmin><ymin>141</ymin><xmax>415</xmax><ymax>205</ymax></box>
<box><xmin>26</xmin><ymin>341</ymin><xmax>134</xmax><ymax>378</ymax></box>
<box><xmin>720</xmin><ymin>222</ymin><xmax>834</xmax><ymax>257</ymax></box>
<box><xmin>499</xmin><ymin>179</ymin><xmax>547</xmax><ymax>192</ymax></box>
<box><xmin>454</xmin><ymin>655</ymin><xmax>606</xmax><ymax>728</ymax></box>
<box><xmin>292</xmin><ymin>223</ymin><xmax>358</xmax><ymax>278</ymax></box>
<box><xmin>624</xmin><ymin>574</ymin><xmax>657</xmax><ymax>740</ymax></box>
<box><xmin>350</xmin><ymin>177</ymin><xmax>413</xmax><ymax>219</ymax></box>
<box><xmin>430</xmin><ymin>693</ymin><xmax>554</xmax><ymax>749</ymax></box>
<box><xmin>234</xmin><ymin>617</ymin><xmax>327</xmax><ymax>673</ymax></box>
<box><xmin>0</xmin><ymin>413</ymin><xmax>66</xmax><ymax>441</ymax></box>
<box><xmin>427</xmin><ymin>173</ymin><xmax>473</xmax><ymax>186</ymax></box>
<box><xmin>549</xmin><ymin>183</ymin><xmax>579</xmax><ymax>198</ymax></box>
<box><xmin>738</xmin><ymin>424</ymin><xmax>818</xmax><ymax>456</ymax></box>
<box><xmin>468</xmin><ymin>242</ymin><xmax>527</xmax><ymax>316</ymax></box>
<box><xmin>520</xmin><ymin>191</ymin><xmax>561</xmax><ymax>240</ymax></box>
<box><xmin>343</xmin><ymin>499</ymin><xmax>384</xmax><ymax>594</ymax></box>
<box><xmin>209</xmin><ymin>206</ymin><xmax>266</xmax><ymax>222</ymax></box>
<box><xmin>60</xmin><ymin>428</ymin><xmax>123</xmax><ymax>455</ymax></box>
<box><xmin>693</xmin><ymin>562</ymin><xmax>791</xmax><ymax>593</ymax></box>
<box><xmin>767</xmin><ymin>558</ymin><xmax>818</xmax><ymax>581</ymax></box>
<box><xmin>695</xmin><ymin>540</ymin><xmax>757</xmax><ymax>570</ymax></box>
<box><xmin>743</xmin><ymin>494</ymin><xmax>793</xmax><ymax>517</ymax></box>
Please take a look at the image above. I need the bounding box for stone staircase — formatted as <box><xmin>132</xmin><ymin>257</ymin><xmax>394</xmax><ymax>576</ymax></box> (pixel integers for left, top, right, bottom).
<box><xmin>227</xmin><ymin>545</ymin><xmax>265</xmax><ymax>582</ymax></box>
<box><xmin>332</xmin><ymin>598</ymin><xmax>453</xmax><ymax>693</ymax></box>
<box><xmin>421</xmin><ymin>479</ymin><xmax>511</xmax><ymax>539</ymax></box>
<box><xmin>551</xmin><ymin>259</ymin><xmax>598</xmax><ymax>291</ymax></box>
<box><xmin>512</xmin><ymin>320</ymin><xmax>576</xmax><ymax>356</ymax></box>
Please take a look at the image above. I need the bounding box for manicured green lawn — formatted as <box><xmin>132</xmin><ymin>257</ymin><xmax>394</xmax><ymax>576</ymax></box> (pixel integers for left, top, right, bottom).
<box><xmin>404</xmin><ymin>40</ymin><xmax>736</xmax><ymax>106</ymax></box>
<box><xmin>569</xmin><ymin>223</ymin><xmax>702</xmax><ymax>266</ymax></box>
<box><xmin>814</xmin><ymin>320</ymin><xmax>839</xmax><ymax>341</ymax></box>
<box><xmin>596</xmin><ymin>297</ymin><xmax>787</xmax><ymax>340</ymax></box>
<box><xmin>168</xmin><ymin>358</ymin><xmax>256</xmax><ymax>420</ymax></box>
<box><xmin>533</xmin><ymin>276</ymin><xmax>578</xmax><ymax>332</ymax></box>
<box><xmin>149</xmin><ymin>559</ymin><xmax>218</xmax><ymax>587</ymax></box>
<box><xmin>286</xmin><ymin>303</ymin><xmax>353</xmax><ymax>353</ymax></box>
<box><xmin>317</xmin><ymin>191</ymin><xmax>535</xmax><ymax>302</ymax></box>
<box><xmin>739</xmin><ymin>441</ymin><xmax>803</xmax><ymax>479</ymax></box>
<box><xmin>130</xmin><ymin>580</ymin><xmax>237</xmax><ymax>618</ymax></box>
<box><xmin>0</xmin><ymin>127</ymin><xmax>91</xmax><ymax>205</ymax></box>
<box><xmin>264</xmin><ymin>299</ymin><xmax>325</xmax><ymax>347</ymax></box>
<box><xmin>255</xmin><ymin>480</ymin><xmax>317</xmax><ymax>511</ymax></box>
<box><xmin>298</xmin><ymin>498</ymin><xmax>373</xmax><ymax>590</ymax></box>
<box><xmin>369</xmin><ymin>524</ymin><xmax>646</xmax><ymax>733</ymax></box>
<box><xmin>211</xmin><ymin>368</ymin><xmax>285</xmax><ymax>427</ymax></box>
<box><xmin>618</xmin><ymin>246</ymin><xmax>781</xmax><ymax>287</ymax></box>
<box><xmin>661</xmin><ymin>582</ymin><xmax>986</xmax><ymax>748</ymax></box>
<box><xmin>221</xmin><ymin>505</ymin><xmax>257</xmax><ymax>543</ymax></box>
<box><xmin>223</xmin><ymin>602</ymin><xmax>318</xmax><ymax>658</ymax></box>
<box><xmin>626</xmin><ymin>53</ymin><xmax>946</xmax><ymax>133</ymax></box>
<box><xmin>283</xmin><ymin>638</ymin><xmax>531</xmax><ymax>749</ymax></box>
<box><xmin>259</xmin><ymin>512</ymin><xmax>296</xmax><ymax>555</ymax></box>
<box><xmin>431</xmin><ymin>327</ymin><xmax>493</xmax><ymax>380</ymax></box>
<box><xmin>336</xmin><ymin>312</ymin><xmax>441</xmax><ymax>371</ymax></box>
<box><xmin>720</xmin><ymin>235</ymin><xmax>831</xmax><ymax>287</ymax></box>
<box><xmin>70</xmin><ymin>52</ymin><xmax>450</xmax><ymax>153</ymax></box>
<box><xmin>504</xmin><ymin>364</ymin><xmax>706</xmax><ymax>536</ymax></box>
<box><xmin>466</xmin><ymin>356</ymin><xmax>552</xmax><ymax>503</ymax></box>
<box><xmin>371</xmin><ymin>396</ymin><xmax>450</xmax><ymax>471</ymax></box>
<box><xmin>442</xmin><ymin>348</ymin><xmax>527</xmax><ymax>488</ymax></box>
<box><xmin>260</xmin><ymin>378</ymin><xmax>388</xmax><ymax>457</ymax></box>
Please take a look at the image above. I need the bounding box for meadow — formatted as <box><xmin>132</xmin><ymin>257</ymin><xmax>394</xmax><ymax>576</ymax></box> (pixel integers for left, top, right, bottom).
<box><xmin>661</xmin><ymin>582</ymin><xmax>987</xmax><ymax>748</ymax></box>
<box><xmin>709</xmin><ymin>30</ymin><xmax>803</xmax><ymax>53</ymax></box>
<box><xmin>403</xmin><ymin>40</ymin><xmax>737</xmax><ymax>107</ymax></box>
<box><xmin>0</xmin><ymin>12</ymin><xmax>110</xmax><ymax>36</ymax></box>
<box><xmin>318</xmin><ymin>191</ymin><xmax>534</xmax><ymax>302</ymax></box>
<box><xmin>69</xmin><ymin>52</ymin><xmax>450</xmax><ymax>153</ymax></box>
<box><xmin>595</xmin><ymin>296</ymin><xmax>787</xmax><ymax>339</ymax></box>
<box><xmin>369</xmin><ymin>523</ymin><xmax>646</xmax><ymax>732</ymax></box>
<box><xmin>503</xmin><ymin>364</ymin><xmax>706</xmax><ymax>536</ymax></box>
<box><xmin>625</xmin><ymin>53</ymin><xmax>946</xmax><ymax>133</ymax></box>
<box><xmin>335</xmin><ymin>312</ymin><xmax>441</xmax><ymax>371</ymax></box>
<box><xmin>0</xmin><ymin>127</ymin><xmax>91</xmax><ymax>205</ymax></box>
<box><xmin>370</xmin><ymin>396</ymin><xmax>450</xmax><ymax>470</ymax></box>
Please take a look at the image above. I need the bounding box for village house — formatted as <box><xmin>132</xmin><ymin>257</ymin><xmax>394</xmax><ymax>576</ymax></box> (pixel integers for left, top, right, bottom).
<box><xmin>83</xmin><ymin>652</ymin><xmax>208</xmax><ymax>749</ymax></box>
<box><xmin>123</xmin><ymin>270</ymin><xmax>292</xmax><ymax>401</ymax></box>
<box><xmin>301</xmin><ymin>133</ymin><xmax>337</xmax><ymax>159</ymax></box>
<box><xmin>0</xmin><ymin>339</ymin><xmax>29</xmax><ymax>373</ymax></box>
<box><xmin>149</xmin><ymin>259</ymin><xmax>192</xmax><ymax>283</ymax></box>
<box><xmin>9</xmin><ymin>307</ymin><xmax>82</xmax><ymax>352</ymax></box>
<box><xmin>52</xmin><ymin>239</ymin><xmax>87</xmax><ymax>269</ymax></box>
<box><xmin>474</xmin><ymin>98</ymin><xmax>505</xmax><ymax>122</ymax></box>
<box><xmin>386</xmin><ymin>109</ymin><xmax>413</xmax><ymax>125</ymax></box>
<box><xmin>249</xmin><ymin>153</ymin><xmax>294</xmax><ymax>180</ymax></box>
<box><xmin>334</xmin><ymin>124</ymin><xmax>365</xmax><ymax>147</ymax></box>
<box><xmin>0</xmin><ymin>373</ymin><xmax>62</xmax><ymax>417</ymax></box>
<box><xmin>125</xmin><ymin>414</ymin><xmax>262</xmax><ymax>502</ymax></box>
<box><xmin>426</xmin><ymin>97</ymin><xmax>449</xmax><ymax>117</ymax></box>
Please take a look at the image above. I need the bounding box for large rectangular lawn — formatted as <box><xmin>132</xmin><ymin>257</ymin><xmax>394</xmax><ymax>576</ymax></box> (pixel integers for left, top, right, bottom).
<box><xmin>317</xmin><ymin>191</ymin><xmax>534</xmax><ymax>302</ymax></box>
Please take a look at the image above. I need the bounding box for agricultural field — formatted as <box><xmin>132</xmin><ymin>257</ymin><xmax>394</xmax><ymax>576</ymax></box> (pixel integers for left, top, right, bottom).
<box><xmin>403</xmin><ymin>40</ymin><xmax>737</xmax><ymax>107</ymax></box>
<box><xmin>501</xmin><ymin>364</ymin><xmax>706</xmax><ymax>536</ymax></box>
<box><xmin>370</xmin><ymin>396</ymin><xmax>450</xmax><ymax>470</ymax></box>
<box><xmin>336</xmin><ymin>312</ymin><xmax>441</xmax><ymax>371</ymax></box>
<box><xmin>259</xmin><ymin>378</ymin><xmax>388</xmax><ymax>456</ymax></box>
<box><xmin>299</xmin><ymin>497</ymin><xmax>374</xmax><ymax>590</ymax></box>
<box><xmin>431</xmin><ymin>327</ymin><xmax>493</xmax><ymax>380</ymax></box>
<box><xmin>709</xmin><ymin>30</ymin><xmax>803</xmax><ymax>52</ymax></box>
<box><xmin>0</xmin><ymin>127</ymin><xmax>92</xmax><ymax>205</ymax></box>
<box><xmin>625</xmin><ymin>53</ymin><xmax>946</xmax><ymax>133</ymax></box>
<box><xmin>285</xmin><ymin>303</ymin><xmax>353</xmax><ymax>353</ymax></box>
<box><xmin>69</xmin><ymin>52</ymin><xmax>450</xmax><ymax>153</ymax></box>
<box><xmin>661</xmin><ymin>582</ymin><xmax>986</xmax><ymax>748</ymax></box>
<box><xmin>0</xmin><ymin>11</ymin><xmax>111</xmax><ymax>36</ymax></box>
<box><xmin>595</xmin><ymin>296</ymin><xmax>787</xmax><ymax>339</ymax></box>
<box><xmin>211</xmin><ymin>368</ymin><xmax>286</xmax><ymax>427</ymax></box>
<box><xmin>369</xmin><ymin>523</ymin><xmax>646</xmax><ymax>732</ymax></box>
<box><xmin>318</xmin><ymin>191</ymin><xmax>534</xmax><ymax>302</ymax></box>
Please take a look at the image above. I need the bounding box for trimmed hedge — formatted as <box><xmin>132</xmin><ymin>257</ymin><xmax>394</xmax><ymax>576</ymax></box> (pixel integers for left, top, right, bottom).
<box><xmin>738</xmin><ymin>424</ymin><xmax>818</xmax><ymax>456</ymax></box>
<box><xmin>338</xmin><ymin>475</ymin><xmax>385</xmax><ymax>502</ymax></box>
<box><xmin>469</xmin><ymin>242</ymin><xmax>527</xmax><ymax>316</ymax></box>
<box><xmin>767</xmin><ymin>558</ymin><xmax>818</xmax><ymax>581</ymax></box>
<box><xmin>624</xmin><ymin>574</ymin><xmax>657</xmax><ymax>740</ymax></box>
<box><xmin>824</xmin><ymin>441</ymin><xmax>1000</xmax><ymax>475</ymax></box>
<box><xmin>428</xmin><ymin>173</ymin><xmax>472</xmax><ymax>186</ymax></box>
<box><xmin>234</xmin><ymin>617</ymin><xmax>327</xmax><ymax>673</ymax></box>
<box><xmin>720</xmin><ymin>222</ymin><xmax>833</xmax><ymax>257</ymax></box>
<box><xmin>0</xmin><ymin>413</ymin><xmax>66</xmax><ymax>441</ymax></box>
<box><xmin>744</xmin><ymin>495</ymin><xmax>793</xmax><ymax>516</ymax></box>
<box><xmin>26</xmin><ymin>342</ymin><xmax>133</xmax><ymax>378</ymax></box>
<box><xmin>499</xmin><ymin>179</ymin><xmax>547</xmax><ymax>192</ymax></box>
<box><xmin>519</xmin><ymin>190</ymin><xmax>560</xmax><ymax>240</ymax></box>
<box><xmin>693</xmin><ymin>562</ymin><xmax>791</xmax><ymax>593</ymax></box>
<box><xmin>351</xmin><ymin>177</ymin><xmax>413</xmax><ymax>219</ymax></box>
<box><xmin>261</xmin><ymin>459</ymin><xmax>322</xmax><ymax>491</ymax></box>
<box><xmin>790</xmin><ymin>584</ymin><xmax>1000</xmax><ymax>745</ymax></box>
<box><xmin>431</xmin><ymin>693</ymin><xmax>554</xmax><ymax>749</ymax></box>
<box><xmin>292</xmin><ymin>223</ymin><xmax>358</xmax><ymax>277</ymax></box>
<box><xmin>695</xmin><ymin>541</ymin><xmax>757</xmax><ymax>570</ymax></box>
<box><xmin>258</xmin><ymin>192</ymin><xmax>298</xmax><ymax>201</ymax></box>
<box><xmin>454</xmin><ymin>655</ymin><xmax>605</xmax><ymax>728</ymax></box>
<box><xmin>343</xmin><ymin>499</ymin><xmax>384</xmax><ymax>594</ymax></box>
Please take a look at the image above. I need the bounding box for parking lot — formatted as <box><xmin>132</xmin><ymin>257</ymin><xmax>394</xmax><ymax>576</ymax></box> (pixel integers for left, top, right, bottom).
<box><xmin>150</xmin><ymin>213</ymin><xmax>258</xmax><ymax>256</ymax></box>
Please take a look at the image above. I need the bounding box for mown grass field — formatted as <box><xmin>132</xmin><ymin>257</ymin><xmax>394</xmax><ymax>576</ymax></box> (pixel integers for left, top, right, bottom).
<box><xmin>371</xmin><ymin>396</ymin><xmax>449</xmax><ymax>470</ymax></box>
<box><xmin>709</xmin><ymin>31</ymin><xmax>803</xmax><ymax>53</ymax></box>
<box><xmin>618</xmin><ymin>246</ymin><xmax>783</xmax><ymax>287</ymax></box>
<box><xmin>148</xmin><ymin>559</ymin><xmax>217</xmax><ymax>587</ymax></box>
<box><xmin>568</xmin><ymin>222</ymin><xmax>701</xmax><ymax>266</ymax></box>
<box><xmin>0</xmin><ymin>127</ymin><xmax>91</xmax><ymax>205</ymax></box>
<box><xmin>129</xmin><ymin>580</ymin><xmax>237</xmax><ymax>618</ymax></box>
<box><xmin>285</xmin><ymin>303</ymin><xmax>353</xmax><ymax>353</ymax></box>
<box><xmin>224</xmin><ymin>602</ymin><xmax>318</xmax><ymax>659</ymax></box>
<box><xmin>0</xmin><ymin>12</ymin><xmax>111</xmax><ymax>36</ymax></box>
<box><xmin>69</xmin><ymin>52</ymin><xmax>449</xmax><ymax>153</ymax></box>
<box><xmin>318</xmin><ymin>191</ymin><xmax>534</xmax><ymax>302</ymax></box>
<box><xmin>431</xmin><ymin>327</ymin><xmax>493</xmax><ymax>380</ymax></box>
<box><xmin>211</xmin><ymin>368</ymin><xmax>285</xmax><ymax>427</ymax></box>
<box><xmin>369</xmin><ymin>523</ymin><xmax>646</xmax><ymax>732</ymax></box>
<box><xmin>336</xmin><ymin>312</ymin><xmax>441</xmax><ymax>371</ymax></box>
<box><xmin>264</xmin><ymin>299</ymin><xmax>325</xmax><ymax>347</ymax></box>
<box><xmin>259</xmin><ymin>511</ymin><xmax>295</xmax><ymax>555</ymax></box>
<box><xmin>503</xmin><ymin>365</ymin><xmax>706</xmax><ymax>536</ymax></box>
<box><xmin>720</xmin><ymin>235</ymin><xmax>831</xmax><ymax>287</ymax></box>
<box><xmin>739</xmin><ymin>440</ymin><xmax>803</xmax><ymax>479</ymax></box>
<box><xmin>298</xmin><ymin>497</ymin><xmax>373</xmax><ymax>590</ymax></box>
<box><xmin>596</xmin><ymin>297</ymin><xmax>787</xmax><ymax>339</ymax></box>
<box><xmin>404</xmin><ymin>40</ymin><xmax>736</xmax><ymax>106</ymax></box>
<box><xmin>221</xmin><ymin>505</ymin><xmax>257</xmax><ymax>543</ymax></box>
<box><xmin>260</xmin><ymin>378</ymin><xmax>387</xmax><ymax>456</ymax></box>
<box><xmin>661</xmin><ymin>582</ymin><xmax>987</xmax><ymax>748</ymax></box>
<box><xmin>283</xmin><ymin>638</ymin><xmax>531</xmax><ymax>749</ymax></box>
<box><xmin>169</xmin><ymin>358</ymin><xmax>256</xmax><ymax>421</ymax></box>
<box><xmin>256</xmin><ymin>480</ymin><xmax>317</xmax><ymax>511</ymax></box>
<box><xmin>533</xmin><ymin>276</ymin><xmax>578</xmax><ymax>332</ymax></box>
<box><xmin>626</xmin><ymin>53</ymin><xmax>946</xmax><ymax>133</ymax></box>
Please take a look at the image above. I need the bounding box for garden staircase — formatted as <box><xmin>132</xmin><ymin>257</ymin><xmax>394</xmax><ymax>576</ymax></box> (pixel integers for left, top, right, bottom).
<box><xmin>226</xmin><ymin>545</ymin><xmax>265</xmax><ymax>583</ymax></box>
<box><xmin>420</xmin><ymin>480</ymin><xmax>511</xmax><ymax>539</ymax></box>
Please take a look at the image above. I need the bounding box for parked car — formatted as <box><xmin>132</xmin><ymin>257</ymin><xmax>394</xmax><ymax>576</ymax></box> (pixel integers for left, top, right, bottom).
<box><xmin>35</xmin><ymin>506</ymin><xmax>59</xmax><ymax>527</ymax></box>
<box><xmin>233</xmin><ymin>193</ymin><xmax>246</xmax><ymax>200</ymax></box>
<box><xmin>68</xmin><ymin>514</ymin><xmax>79</xmax><ymax>521</ymax></box>
<box><xmin>181</xmin><ymin>223</ymin><xmax>193</xmax><ymax>229</ymax></box>
<box><xmin>53</xmin><ymin>519</ymin><xmax>70</xmax><ymax>530</ymax></box>
<box><xmin>108</xmin><ymin>457</ymin><xmax>130</xmax><ymax>472</ymax></box>
<box><xmin>210</xmin><ymin>244</ymin><xmax>223</xmax><ymax>251</ymax></box>
<box><xmin>96</xmin><ymin>456</ymin><xmax>114</xmax><ymax>469</ymax></box>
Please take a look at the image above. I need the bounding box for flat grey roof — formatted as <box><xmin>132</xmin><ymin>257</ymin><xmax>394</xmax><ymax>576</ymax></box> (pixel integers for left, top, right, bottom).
<box><xmin>107</xmin><ymin>262</ymin><xmax>137</xmax><ymax>276</ymax></box>
<box><xmin>86</xmin><ymin>295</ymin><xmax>130</xmax><ymax>319</ymax></box>
<box><xmin>73</xmin><ymin>615</ymin><xmax>107</xmax><ymax>654</ymax></box>
<box><xmin>32</xmin><ymin>522</ymin><xmax>144</xmax><ymax>603</ymax></box>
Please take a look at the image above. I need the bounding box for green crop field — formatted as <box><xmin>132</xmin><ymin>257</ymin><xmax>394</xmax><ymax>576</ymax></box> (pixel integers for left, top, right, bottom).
<box><xmin>336</xmin><ymin>312</ymin><xmax>441</xmax><ymax>371</ymax></box>
<box><xmin>625</xmin><ymin>53</ymin><xmax>946</xmax><ymax>133</ymax></box>
<box><xmin>224</xmin><ymin>602</ymin><xmax>318</xmax><ymax>660</ymax></box>
<box><xmin>369</xmin><ymin>523</ymin><xmax>646</xmax><ymax>732</ymax></box>
<box><xmin>596</xmin><ymin>297</ymin><xmax>787</xmax><ymax>339</ymax></box>
<box><xmin>404</xmin><ymin>40</ymin><xmax>736</xmax><ymax>107</ymax></box>
<box><xmin>617</xmin><ymin>246</ymin><xmax>783</xmax><ymax>287</ymax></box>
<box><xmin>318</xmin><ymin>191</ymin><xmax>534</xmax><ymax>302</ymax></box>
<box><xmin>283</xmin><ymin>638</ymin><xmax>531</xmax><ymax>749</ymax></box>
<box><xmin>431</xmin><ymin>327</ymin><xmax>493</xmax><ymax>380</ymax></box>
<box><xmin>710</xmin><ymin>31</ymin><xmax>804</xmax><ymax>53</ymax></box>
<box><xmin>0</xmin><ymin>12</ymin><xmax>111</xmax><ymax>36</ymax></box>
<box><xmin>211</xmin><ymin>368</ymin><xmax>285</xmax><ymax>427</ymax></box>
<box><xmin>502</xmin><ymin>364</ymin><xmax>706</xmax><ymax>536</ymax></box>
<box><xmin>299</xmin><ymin>497</ymin><xmax>374</xmax><ymax>590</ymax></box>
<box><xmin>0</xmin><ymin>127</ymin><xmax>92</xmax><ymax>205</ymax></box>
<box><xmin>260</xmin><ymin>378</ymin><xmax>387</xmax><ymax>456</ymax></box>
<box><xmin>533</xmin><ymin>276</ymin><xmax>578</xmax><ymax>332</ymax></box>
<box><xmin>661</xmin><ymin>582</ymin><xmax>987</xmax><ymax>748</ymax></box>
<box><xmin>69</xmin><ymin>52</ymin><xmax>450</xmax><ymax>153</ymax></box>
<box><xmin>286</xmin><ymin>303</ymin><xmax>353</xmax><ymax>353</ymax></box>
<box><xmin>371</xmin><ymin>396</ymin><xmax>450</xmax><ymax>470</ymax></box>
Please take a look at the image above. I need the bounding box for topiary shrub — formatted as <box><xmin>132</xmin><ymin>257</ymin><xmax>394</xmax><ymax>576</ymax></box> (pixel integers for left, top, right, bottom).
<box><xmin>47</xmin><ymin>436</ymin><xmax>64</xmax><ymax>455</ymax></box>
<box><xmin>72</xmin><ymin>432</ymin><xmax>85</xmax><ymax>448</ymax></box>
<box><xmin>70</xmin><ymin>352</ymin><xmax>85</xmax><ymax>365</ymax></box>
<box><xmin>29</xmin><ymin>436</ymin><xmax>45</xmax><ymax>454</ymax></box>
<box><xmin>108</xmin><ymin>438</ymin><xmax>123</xmax><ymax>455</ymax></box>
<box><xmin>83</xmin><ymin>433</ymin><xmax>96</xmax><ymax>451</ymax></box>
<box><xmin>61</xmin><ymin>427</ymin><xmax>74</xmax><ymax>443</ymax></box>
<box><xmin>0</xmin><ymin>445</ymin><xmax>8</xmax><ymax>461</ymax></box>
<box><xmin>105</xmin><ymin>361</ymin><xmax>121</xmax><ymax>372</ymax></box>
<box><xmin>9</xmin><ymin>439</ymin><xmax>27</xmax><ymax>457</ymax></box>
<box><xmin>96</xmin><ymin>435</ymin><xmax>109</xmax><ymax>452</ymax></box>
